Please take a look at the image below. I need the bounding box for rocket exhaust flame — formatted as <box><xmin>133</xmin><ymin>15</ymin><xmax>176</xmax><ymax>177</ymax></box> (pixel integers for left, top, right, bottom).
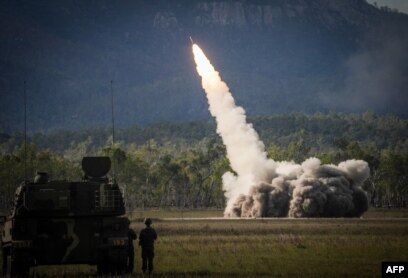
<box><xmin>192</xmin><ymin>44</ymin><xmax>369</xmax><ymax>218</ymax></box>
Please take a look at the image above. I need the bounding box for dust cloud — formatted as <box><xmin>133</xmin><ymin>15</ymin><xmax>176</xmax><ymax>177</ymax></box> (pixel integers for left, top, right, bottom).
<box><xmin>192</xmin><ymin>44</ymin><xmax>369</xmax><ymax>218</ymax></box>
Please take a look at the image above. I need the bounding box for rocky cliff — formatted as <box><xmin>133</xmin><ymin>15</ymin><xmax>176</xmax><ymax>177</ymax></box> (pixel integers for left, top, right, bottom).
<box><xmin>155</xmin><ymin>0</ymin><xmax>377</xmax><ymax>29</ymax></box>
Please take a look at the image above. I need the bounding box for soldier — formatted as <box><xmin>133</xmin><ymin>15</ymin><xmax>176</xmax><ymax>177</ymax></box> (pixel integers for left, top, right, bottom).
<box><xmin>127</xmin><ymin>227</ymin><xmax>137</xmax><ymax>272</ymax></box>
<box><xmin>139</xmin><ymin>218</ymin><xmax>157</xmax><ymax>275</ymax></box>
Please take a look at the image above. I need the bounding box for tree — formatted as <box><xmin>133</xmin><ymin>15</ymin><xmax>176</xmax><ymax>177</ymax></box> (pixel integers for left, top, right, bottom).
<box><xmin>378</xmin><ymin>151</ymin><xmax>408</xmax><ymax>207</ymax></box>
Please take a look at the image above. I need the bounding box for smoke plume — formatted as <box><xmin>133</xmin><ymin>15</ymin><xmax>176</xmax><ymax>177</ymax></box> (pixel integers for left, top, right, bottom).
<box><xmin>192</xmin><ymin>44</ymin><xmax>369</xmax><ymax>218</ymax></box>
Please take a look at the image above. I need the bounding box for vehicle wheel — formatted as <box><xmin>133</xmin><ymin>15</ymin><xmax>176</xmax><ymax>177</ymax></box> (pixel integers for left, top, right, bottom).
<box><xmin>115</xmin><ymin>256</ymin><xmax>127</xmax><ymax>274</ymax></box>
<box><xmin>2</xmin><ymin>247</ymin><xmax>10</xmax><ymax>277</ymax></box>
<box><xmin>5</xmin><ymin>254</ymin><xmax>11</xmax><ymax>278</ymax></box>
<box><xmin>1</xmin><ymin>249</ymin><xmax>4</xmax><ymax>275</ymax></box>
<box><xmin>97</xmin><ymin>260</ymin><xmax>107</xmax><ymax>275</ymax></box>
<box><xmin>103</xmin><ymin>249</ymin><xmax>126</xmax><ymax>275</ymax></box>
<box><xmin>113</xmin><ymin>249</ymin><xmax>127</xmax><ymax>275</ymax></box>
<box><xmin>10</xmin><ymin>252</ymin><xmax>30</xmax><ymax>278</ymax></box>
<box><xmin>109</xmin><ymin>252</ymin><xmax>119</xmax><ymax>274</ymax></box>
<box><xmin>97</xmin><ymin>256</ymin><xmax>111</xmax><ymax>276</ymax></box>
<box><xmin>118</xmin><ymin>250</ymin><xmax>128</xmax><ymax>274</ymax></box>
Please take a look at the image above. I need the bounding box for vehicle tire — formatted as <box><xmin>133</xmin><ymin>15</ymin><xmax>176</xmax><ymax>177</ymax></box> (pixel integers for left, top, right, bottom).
<box><xmin>118</xmin><ymin>250</ymin><xmax>128</xmax><ymax>274</ymax></box>
<box><xmin>10</xmin><ymin>251</ymin><xmax>30</xmax><ymax>278</ymax></box>
<box><xmin>5</xmin><ymin>254</ymin><xmax>11</xmax><ymax>278</ymax></box>
<box><xmin>115</xmin><ymin>257</ymin><xmax>126</xmax><ymax>274</ymax></box>
<box><xmin>97</xmin><ymin>260</ymin><xmax>107</xmax><ymax>275</ymax></box>
<box><xmin>1</xmin><ymin>249</ymin><xmax>5</xmax><ymax>275</ymax></box>
<box><xmin>97</xmin><ymin>255</ymin><xmax>111</xmax><ymax>276</ymax></box>
<box><xmin>97</xmin><ymin>249</ymin><xmax>127</xmax><ymax>275</ymax></box>
<box><xmin>109</xmin><ymin>251</ymin><xmax>119</xmax><ymax>274</ymax></box>
<box><xmin>2</xmin><ymin>247</ymin><xmax>10</xmax><ymax>277</ymax></box>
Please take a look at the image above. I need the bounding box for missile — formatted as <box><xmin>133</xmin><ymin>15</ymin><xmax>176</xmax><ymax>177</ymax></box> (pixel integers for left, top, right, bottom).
<box><xmin>189</xmin><ymin>36</ymin><xmax>194</xmax><ymax>44</ymax></box>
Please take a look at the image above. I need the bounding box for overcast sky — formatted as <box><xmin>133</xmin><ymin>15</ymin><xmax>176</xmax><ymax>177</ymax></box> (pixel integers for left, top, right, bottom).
<box><xmin>367</xmin><ymin>0</ymin><xmax>408</xmax><ymax>14</ymax></box>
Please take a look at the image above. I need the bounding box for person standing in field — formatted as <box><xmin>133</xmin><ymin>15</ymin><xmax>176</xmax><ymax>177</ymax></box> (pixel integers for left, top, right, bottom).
<box><xmin>139</xmin><ymin>218</ymin><xmax>157</xmax><ymax>275</ymax></box>
<box><xmin>127</xmin><ymin>227</ymin><xmax>137</xmax><ymax>272</ymax></box>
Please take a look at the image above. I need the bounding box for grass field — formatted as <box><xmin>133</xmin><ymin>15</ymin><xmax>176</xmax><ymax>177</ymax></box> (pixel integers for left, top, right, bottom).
<box><xmin>7</xmin><ymin>208</ymin><xmax>408</xmax><ymax>277</ymax></box>
<box><xmin>126</xmin><ymin>206</ymin><xmax>408</xmax><ymax>220</ymax></box>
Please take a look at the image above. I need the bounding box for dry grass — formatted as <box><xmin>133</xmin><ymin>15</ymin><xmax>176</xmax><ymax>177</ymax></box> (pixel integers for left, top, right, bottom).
<box><xmin>126</xmin><ymin>207</ymin><xmax>408</xmax><ymax>221</ymax></box>
<box><xmin>150</xmin><ymin>218</ymin><xmax>408</xmax><ymax>277</ymax></box>
<box><xmin>4</xmin><ymin>208</ymin><xmax>408</xmax><ymax>277</ymax></box>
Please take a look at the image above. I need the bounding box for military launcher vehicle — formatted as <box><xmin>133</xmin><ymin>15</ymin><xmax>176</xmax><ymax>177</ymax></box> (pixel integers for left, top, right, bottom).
<box><xmin>1</xmin><ymin>157</ymin><xmax>131</xmax><ymax>277</ymax></box>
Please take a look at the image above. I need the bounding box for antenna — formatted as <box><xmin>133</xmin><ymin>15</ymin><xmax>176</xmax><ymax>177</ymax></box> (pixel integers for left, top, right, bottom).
<box><xmin>110</xmin><ymin>80</ymin><xmax>116</xmax><ymax>181</ymax></box>
<box><xmin>24</xmin><ymin>81</ymin><xmax>27</xmax><ymax>184</ymax></box>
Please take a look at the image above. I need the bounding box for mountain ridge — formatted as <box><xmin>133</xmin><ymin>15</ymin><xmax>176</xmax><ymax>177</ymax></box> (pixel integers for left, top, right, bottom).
<box><xmin>1</xmin><ymin>0</ymin><xmax>407</xmax><ymax>132</ymax></box>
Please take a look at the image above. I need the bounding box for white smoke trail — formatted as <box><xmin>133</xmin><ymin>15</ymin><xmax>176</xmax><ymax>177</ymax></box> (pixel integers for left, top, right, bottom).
<box><xmin>192</xmin><ymin>44</ymin><xmax>369</xmax><ymax>218</ymax></box>
<box><xmin>193</xmin><ymin>44</ymin><xmax>276</xmax><ymax>212</ymax></box>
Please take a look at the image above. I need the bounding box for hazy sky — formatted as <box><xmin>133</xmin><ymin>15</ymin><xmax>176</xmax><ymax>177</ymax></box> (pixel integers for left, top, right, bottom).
<box><xmin>367</xmin><ymin>0</ymin><xmax>408</xmax><ymax>14</ymax></box>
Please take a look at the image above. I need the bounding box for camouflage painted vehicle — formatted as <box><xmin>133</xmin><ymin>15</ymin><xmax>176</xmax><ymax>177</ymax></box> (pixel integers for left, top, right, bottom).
<box><xmin>1</xmin><ymin>157</ymin><xmax>131</xmax><ymax>277</ymax></box>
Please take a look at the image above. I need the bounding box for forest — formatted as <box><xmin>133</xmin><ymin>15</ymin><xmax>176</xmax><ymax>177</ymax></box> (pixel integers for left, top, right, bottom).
<box><xmin>0</xmin><ymin>112</ymin><xmax>407</xmax><ymax>212</ymax></box>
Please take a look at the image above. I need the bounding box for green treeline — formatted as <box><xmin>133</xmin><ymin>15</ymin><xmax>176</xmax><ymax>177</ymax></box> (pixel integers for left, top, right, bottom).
<box><xmin>0</xmin><ymin>113</ymin><xmax>407</xmax><ymax>211</ymax></box>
